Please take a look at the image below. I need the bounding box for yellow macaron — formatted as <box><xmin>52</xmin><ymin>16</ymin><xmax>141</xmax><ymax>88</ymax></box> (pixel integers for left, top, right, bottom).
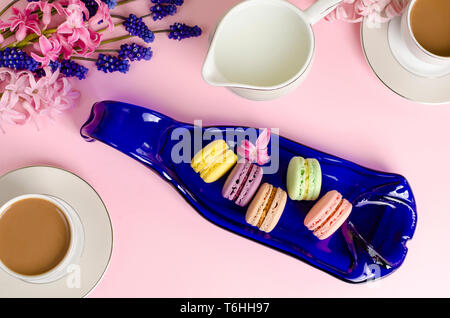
<box><xmin>191</xmin><ymin>139</ymin><xmax>237</xmax><ymax>183</ymax></box>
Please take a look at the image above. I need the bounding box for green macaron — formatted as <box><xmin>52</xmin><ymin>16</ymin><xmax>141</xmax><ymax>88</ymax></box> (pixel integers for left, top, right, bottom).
<box><xmin>286</xmin><ymin>156</ymin><xmax>322</xmax><ymax>201</ymax></box>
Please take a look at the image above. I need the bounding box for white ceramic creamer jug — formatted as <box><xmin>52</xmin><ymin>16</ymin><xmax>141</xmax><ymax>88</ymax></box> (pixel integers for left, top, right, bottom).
<box><xmin>202</xmin><ymin>0</ymin><xmax>342</xmax><ymax>101</ymax></box>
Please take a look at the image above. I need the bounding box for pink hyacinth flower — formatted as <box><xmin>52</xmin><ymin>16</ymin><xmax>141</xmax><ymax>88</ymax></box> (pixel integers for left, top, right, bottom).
<box><xmin>31</xmin><ymin>36</ymin><xmax>63</xmax><ymax>67</ymax></box>
<box><xmin>0</xmin><ymin>69</ymin><xmax>25</xmax><ymax>132</ymax></box>
<box><xmin>0</xmin><ymin>67</ymin><xmax>80</xmax><ymax>132</ymax></box>
<box><xmin>0</xmin><ymin>21</ymin><xmax>6</xmax><ymax>43</ymax></box>
<box><xmin>75</xmin><ymin>28</ymin><xmax>102</xmax><ymax>56</ymax></box>
<box><xmin>36</xmin><ymin>68</ymin><xmax>80</xmax><ymax>121</ymax></box>
<box><xmin>57</xmin><ymin>3</ymin><xmax>102</xmax><ymax>56</ymax></box>
<box><xmin>326</xmin><ymin>0</ymin><xmax>408</xmax><ymax>27</ymax></box>
<box><xmin>7</xmin><ymin>7</ymin><xmax>41</xmax><ymax>42</ymax></box>
<box><xmin>0</xmin><ymin>91</ymin><xmax>27</xmax><ymax>132</ymax></box>
<box><xmin>90</xmin><ymin>0</ymin><xmax>114</xmax><ymax>32</ymax></box>
<box><xmin>237</xmin><ymin>128</ymin><xmax>271</xmax><ymax>165</ymax></box>
<box><xmin>55</xmin><ymin>34</ymin><xmax>76</xmax><ymax>59</ymax></box>
<box><xmin>26</xmin><ymin>1</ymin><xmax>65</xmax><ymax>27</ymax></box>
<box><xmin>58</xmin><ymin>3</ymin><xmax>85</xmax><ymax>33</ymax></box>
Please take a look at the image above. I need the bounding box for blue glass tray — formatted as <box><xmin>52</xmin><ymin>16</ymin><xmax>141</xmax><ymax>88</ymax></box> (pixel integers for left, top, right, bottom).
<box><xmin>81</xmin><ymin>101</ymin><xmax>417</xmax><ymax>283</ymax></box>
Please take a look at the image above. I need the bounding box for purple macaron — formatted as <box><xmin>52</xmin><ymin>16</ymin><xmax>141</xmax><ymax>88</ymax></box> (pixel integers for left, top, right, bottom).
<box><xmin>222</xmin><ymin>160</ymin><xmax>263</xmax><ymax>207</ymax></box>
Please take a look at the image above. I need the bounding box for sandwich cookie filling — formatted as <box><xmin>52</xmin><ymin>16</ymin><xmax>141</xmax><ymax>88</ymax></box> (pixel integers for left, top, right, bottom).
<box><xmin>200</xmin><ymin>149</ymin><xmax>236</xmax><ymax>180</ymax></box>
<box><xmin>191</xmin><ymin>140</ymin><xmax>227</xmax><ymax>172</ymax></box>
<box><xmin>235</xmin><ymin>164</ymin><xmax>261</xmax><ymax>205</ymax></box>
<box><xmin>232</xmin><ymin>162</ymin><xmax>253</xmax><ymax>201</ymax></box>
<box><xmin>287</xmin><ymin>157</ymin><xmax>321</xmax><ymax>201</ymax></box>
<box><xmin>312</xmin><ymin>198</ymin><xmax>345</xmax><ymax>235</ymax></box>
<box><xmin>304</xmin><ymin>190</ymin><xmax>353</xmax><ymax>240</ymax></box>
<box><xmin>257</xmin><ymin>186</ymin><xmax>277</xmax><ymax>228</ymax></box>
<box><xmin>302</xmin><ymin>159</ymin><xmax>310</xmax><ymax>200</ymax></box>
<box><xmin>191</xmin><ymin>140</ymin><xmax>237</xmax><ymax>182</ymax></box>
<box><xmin>225</xmin><ymin>161</ymin><xmax>251</xmax><ymax>200</ymax></box>
<box><xmin>314</xmin><ymin>199</ymin><xmax>352</xmax><ymax>238</ymax></box>
<box><xmin>306</xmin><ymin>192</ymin><xmax>342</xmax><ymax>231</ymax></box>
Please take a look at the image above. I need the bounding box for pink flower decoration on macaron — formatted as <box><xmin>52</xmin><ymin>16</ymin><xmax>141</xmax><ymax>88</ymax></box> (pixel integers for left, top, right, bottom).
<box><xmin>237</xmin><ymin>128</ymin><xmax>271</xmax><ymax>165</ymax></box>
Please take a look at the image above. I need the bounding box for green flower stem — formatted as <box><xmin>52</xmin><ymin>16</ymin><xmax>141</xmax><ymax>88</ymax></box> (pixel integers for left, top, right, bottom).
<box><xmin>100</xmin><ymin>34</ymin><xmax>132</xmax><ymax>45</ymax></box>
<box><xmin>0</xmin><ymin>0</ymin><xmax>19</xmax><ymax>18</ymax></box>
<box><xmin>95</xmin><ymin>49</ymin><xmax>119</xmax><ymax>53</ymax></box>
<box><xmin>0</xmin><ymin>8</ymin><xmax>56</xmax><ymax>45</ymax></box>
<box><xmin>36</xmin><ymin>8</ymin><xmax>58</xmax><ymax>21</ymax></box>
<box><xmin>97</xmin><ymin>21</ymin><xmax>125</xmax><ymax>33</ymax></box>
<box><xmin>70</xmin><ymin>56</ymin><xmax>96</xmax><ymax>62</ymax></box>
<box><xmin>110</xmin><ymin>14</ymin><xmax>128</xmax><ymax>20</ymax></box>
<box><xmin>117</xmin><ymin>0</ymin><xmax>138</xmax><ymax>6</ymax></box>
<box><xmin>99</xmin><ymin>29</ymin><xmax>167</xmax><ymax>46</ymax></box>
<box><xmin>9</xmin><ymin>27</ymin><xmax>57</xmax><ymax>49</ymax></box>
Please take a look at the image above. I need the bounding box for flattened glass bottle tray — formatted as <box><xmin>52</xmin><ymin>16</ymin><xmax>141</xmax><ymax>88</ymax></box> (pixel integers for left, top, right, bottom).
<box><xmin>81</xmin><ymin>101</ymin><xmax>417</xmax><ymax>283</ymax></box>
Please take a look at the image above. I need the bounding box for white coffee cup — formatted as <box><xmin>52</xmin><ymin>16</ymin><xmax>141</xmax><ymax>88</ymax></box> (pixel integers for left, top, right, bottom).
<box><xmin>202</xmin><ymin>0</ymin><xmax>343</xmax><ymax>101</ymax></box>
<box><xmin>0</xmin><ymin>194</ymin><xmax>84</xmax><ymax>284</ymax></box>
<box><xmin>400</xmin><ymin>0</ymin><xmax>450</xmax><ymax>65</ymax></box>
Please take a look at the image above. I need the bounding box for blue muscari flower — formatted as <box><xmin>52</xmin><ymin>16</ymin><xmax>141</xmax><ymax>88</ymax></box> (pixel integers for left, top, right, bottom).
<box><xmin>49</xmin><ymin>60</ymin><xmax>62</xmax><ymax>73</ymax></box>
<box><xmin>96</xmin><ymin>54</ymin><xmax>130</xmax><ymax>74</ymax></box>
<box><xmin>33</xmin><ymin>68</ymin><xmax>46</xmax><ymax>78</ymax></box>
<box><xmin>33</xmin><ymin>60</ymin><xmax>88</xmax><ymax>80</ymax></box>
<box><xmin>101</xmin><ymin>0</ymin><xmax>117</xmax><ymax>9</ymax></box>
<box><xmin>60</xmin><ymin>60</ymin><xmax>89</xmax><ymax>80</ymax></box>
<box><xmin>168</xmin><ymin>23</ymin><xmax>202</xmax><ymax>41</ymax></box>
<box><xmin>150</xmin><ymin>4</ymin><xmax>177</xmax><ymax>21</ymax></box>
<box><xmin>151</xmin><ymin>0</ymin><xmax>184</xmax><ymax>6</ymax></box>
<box><xmin>34</xmin><ymin>61</ymin><xmax>61</xmax><ymax>78</ymax></box>
<box><xmin>81</xmin><ymin>0</ymin><xmax>99</xmax><ymax>19</ymax></box>
<box><xmin>0</xmin><ymin>48</ymin><xmax>39</xmax><ymax>71</ymax></box>
<box><xmin>118</xmin><ymin>43</ymin><xmax>153</xmax><ymax>62</ymax></box>
<box><xmin>123</xmin><ymin>14</ymin><xmax>155</xmax><ymax>43</ymax></box>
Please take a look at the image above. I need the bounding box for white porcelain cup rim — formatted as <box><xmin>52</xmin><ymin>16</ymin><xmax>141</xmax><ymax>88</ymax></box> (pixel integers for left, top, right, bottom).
<box><xmin>202</xmin><ymin>0</ymin><xmax>343</xmax><ymax>92</ymax></box>
<box><xmin>405</xmin><ymin>0</ymin><xmax>450</xmax><ymax>61</ymax></box>
<box><xmin>0</xmin><ymin>193</ymin><xmax>84</xmax><ymax>284</ymax></box>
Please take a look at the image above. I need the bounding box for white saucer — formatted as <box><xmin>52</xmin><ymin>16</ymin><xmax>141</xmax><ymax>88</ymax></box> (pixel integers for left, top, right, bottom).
<box><xmin>387</xmin><ymin>16</ymin><xmax>450</xmax><ymax>78</ymax></box>
<box><xmin>361</xmin><ymin>17</ymin><xmax>450</xmax><ymax>104</ymax></box>
<box><xmin>0</xmin><ymin>166</ymin><xmax>113</xmax><ymax>298</ymax></box>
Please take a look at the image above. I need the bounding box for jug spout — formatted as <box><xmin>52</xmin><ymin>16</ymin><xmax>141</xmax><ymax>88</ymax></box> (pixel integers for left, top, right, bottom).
<box><xmin>81</xmin><ymin>101</ymin><xmax>178</xmax><ymax>174</ymax></box>
<box><xmin>201</xmin><ymin>53</ymin><xmax>230</xmax><ymax>87</ymax></box>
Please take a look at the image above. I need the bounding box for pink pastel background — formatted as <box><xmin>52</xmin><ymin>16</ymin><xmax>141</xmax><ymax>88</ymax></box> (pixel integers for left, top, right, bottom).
<box><xmin>1</xmin><ymin>0</ymin><xmax>449</xmax><ymax>297</ymax></box>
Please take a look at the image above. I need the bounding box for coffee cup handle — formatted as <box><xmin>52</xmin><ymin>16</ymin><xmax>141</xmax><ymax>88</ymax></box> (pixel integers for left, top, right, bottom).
<box><xmin>303</xmin><ymin>0</ymin><xmax>343</xmax><ymax>25</ymax></box>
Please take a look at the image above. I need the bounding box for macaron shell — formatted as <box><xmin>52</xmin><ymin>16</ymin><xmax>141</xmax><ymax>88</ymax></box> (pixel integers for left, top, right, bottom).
<box><xmin>305</xmin><ymin>158</ymin><xmax>322</xmax><ymax>201</ymax></box>
<box><xmin>222</xmin><ymin>161</ymin><xmax>251</xmax><ymax>200</ymax></box>
<box><xmin>200</xmin><ymin>149</ymin><xmax>237</xmax><ymax>183</ymax></box>
<box><xmin>260</xmin><ymin>187</ymin><xmax>287</xmax><ymax>233</ymax></box>
<box><xmin>286</xmin><ymin>156</ymin><xmax>306</xmax><ymax>201</ymax></box>
<box><xmin>314</xmin><ymin>199</ymin><xmax>352</xmax><ymax>240</ymax></box>
<box><xmin>235</xmin><ymin>164</ymin><xmax>263</xmax><ymax>207</ymax></box>
<box><xmin>191</xmin><ymin>139</ymin><xmax>228</xmax><ymax>173</ymax></box>
<box><xmin>246</xmin><ymin>183</ymin><xmax>273</xmax><ymax>227</ymax></box>
<box><xmin>304</xmin><ymin>190</ymin><xmax>342</xmax><ymax>231</ymax></box>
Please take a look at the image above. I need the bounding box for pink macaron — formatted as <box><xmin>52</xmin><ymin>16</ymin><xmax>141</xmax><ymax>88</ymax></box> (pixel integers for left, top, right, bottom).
<box><xmin>304</xmin><ymin>190</ymin><xmax>352</xmax><ymax>240</ymax></box>
<box><xmin>222</xmin><ymin>160</ymin><xmax>263</xmax><ymax>207</ymax></box>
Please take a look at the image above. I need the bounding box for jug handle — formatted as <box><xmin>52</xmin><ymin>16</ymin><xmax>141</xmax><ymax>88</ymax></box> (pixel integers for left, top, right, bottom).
<box><xmin>304</xmin><ymin>0</ymin><xmax>342</xmax><ymax>25</ymax></box>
